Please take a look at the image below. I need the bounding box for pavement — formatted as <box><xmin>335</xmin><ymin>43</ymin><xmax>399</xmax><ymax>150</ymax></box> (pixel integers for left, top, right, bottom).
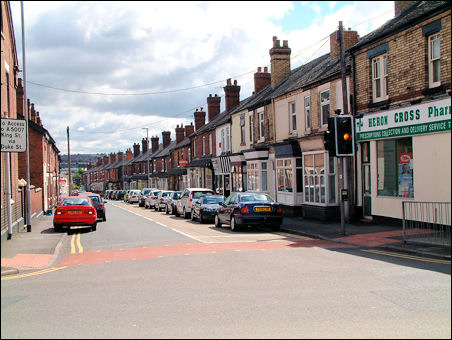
<box><xmin>1</xmin><ymin>210</ymin><xmax>450</xmax><ymax>277</ymax></box>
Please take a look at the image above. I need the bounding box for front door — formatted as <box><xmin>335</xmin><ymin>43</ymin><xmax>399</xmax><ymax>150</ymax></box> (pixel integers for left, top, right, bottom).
<box><xmin>361</xmin><ymin>142</ymin><xmax>372</xmax><ymax>219</ymax></box>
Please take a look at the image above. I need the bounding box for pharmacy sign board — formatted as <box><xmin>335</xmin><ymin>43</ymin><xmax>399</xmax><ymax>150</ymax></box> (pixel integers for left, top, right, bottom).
<box><xmin>356</xmin><ymin>98</ymin><xmax>451</xmax><ymax>141</ymax></box>
<box><xmin>1</xmin><ymin>118</ymin><xmax>27</xmax><ymax>152</ymax></box>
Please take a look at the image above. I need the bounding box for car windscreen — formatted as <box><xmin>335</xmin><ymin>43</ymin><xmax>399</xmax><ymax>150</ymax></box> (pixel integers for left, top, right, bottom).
<box><xmin>61</xmin><ymin>198</ymin><xmax>90</xmax><ymax>206</ymax></box>
<box><xmin>88</xmin><ymin>196</ymin><xmax>100</xmax><ymax>204</ymax></box>
<box><xmin>239</xmin><ymin>194</ymin><xmax>274</xmax><ymax>202</ymax></box>
<box><xmin>142</xmin><ymin>189</ymin><xmax>151</xmax><ymax>195</ymax></box>
<box><xmin>202</xmin><ymin>196</ymin><xmax>224</xmax><ymax>204</ymax></box>
<box><xmin>192</xmin><ymin>191</ymin><xmax>214</xmax><ymax>199</ymax></box>
<box><xmin>173</xmin><ymin>192</ymin><xmax>181</xmax><ymax>199</ymax></box>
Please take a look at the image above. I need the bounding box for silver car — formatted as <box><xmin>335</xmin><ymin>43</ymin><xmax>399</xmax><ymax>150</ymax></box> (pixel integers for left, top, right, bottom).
<box><xmin>176</xmin><ymin>188</ymin><xmax>215</xmax><ymax>219</ymax></box>
<box><xmin>154</xmin><ymin>190</ymin><xmax>174</xmax><ymax>211</ymax></box>
<box><xmin>165</xmin><ymin>191</ymin><xmax>182</xmax><ymax>215</ymax></box>
<box><xmin>128</xmin><ymin>190</ymin><xmax>142</xmax><ymax>204</ymax></box>
<box><xmin>145</xmin><ymin>190</ymin><xmax>161</xmax><ymax>209</ymax></box>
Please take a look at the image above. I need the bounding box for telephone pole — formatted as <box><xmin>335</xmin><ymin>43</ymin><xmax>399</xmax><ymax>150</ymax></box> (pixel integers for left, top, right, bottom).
<box><xmin>67</xmin><ymin>126</ymin><xmax>72</xmax><ymax>196</ymax></box>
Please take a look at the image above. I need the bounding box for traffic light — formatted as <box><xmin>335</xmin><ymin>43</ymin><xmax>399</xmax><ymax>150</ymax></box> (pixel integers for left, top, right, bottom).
<box><xmin>323</xmin><ymin>117</ymin><xmax>336</xmax><ymax>157</ymax></box>
<box><xmin>335</xmin><ymin>115</ymin><xmax>355</xmax><ymax>156</ymax></box>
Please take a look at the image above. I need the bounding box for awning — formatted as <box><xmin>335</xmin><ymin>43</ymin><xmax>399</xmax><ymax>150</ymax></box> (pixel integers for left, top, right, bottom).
<box><xmin>150</xmin><ymin>172</ymin><xmax>168</xmax><ymax>178</ymax></box>
<box><xmin>185</xmin><ymin>157</ymin><xmax>212</xmax><ymax>168</ymax></box>
<box><xmin>167</xmin><ymin>167</ymin><xmax>187</xmax><ymax>176</ymax></box>
<box><xmin>212</xmin><ymin>156</ymin><xmax>231</xmax><ymax>174</ymax></box>
<box><xmin>272</xmin><ymin>140</ymin><xmax>302</xmax><ymax>158</ymax></box>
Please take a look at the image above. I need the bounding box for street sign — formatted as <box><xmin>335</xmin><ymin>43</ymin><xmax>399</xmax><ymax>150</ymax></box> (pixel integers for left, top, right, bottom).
<box><xmin>1</xmin><ymin>118</ymin><xmax>27</xmax><ymax>152</ymax></box>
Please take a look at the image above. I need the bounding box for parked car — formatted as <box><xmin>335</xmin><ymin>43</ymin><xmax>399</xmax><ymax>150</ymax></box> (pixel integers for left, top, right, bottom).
<box><xmin>110</xmin><ymin>190</ymin><xmax>118</xmax><ymax>199</ymax></box>
<box><xmin>215</xmin><ymin>192</ymin><xmax>283</xmax><ymax>232</ymax></box>
<box><xmin>144</xmin><ymin>190</ymin><xmax>161</xmax><ymax>209</ymax></box>
<box><xmin>53</xmin><ymin>196</ymin><xmax>98</xmax><ymax>232</ymax></box>
<box><xmin>117</xmin><ymin>190</ymin><xmax>126</xmax><ymax>200</ymax></box>
<box><xmin>155</xmin><ymin>190</ymin><xmax>174</xmax><ymax>211</ymax></box>
<box><xmin>104</xmin><ymin>190</ymin><xmax>111</xmax><ymax>199</ymax></box>
<box><xmin>123</xmin><ymin>190</ymin><xmax>131</xmax><ymax>203</ymax></box>
<box><xmin>165</xmin><ymin>191</ymin><xmax>182</xmax><ymax>215</ymax></box>
<box><xmin>78</xmin><ymin>192</ymin><xmax>107</xmax><ymax>221</ymax></box>
<box><xmin>128</xmin><ymin>190</ymin><xmax>142</xmax><ymax>204</ymax></box>
<box><xmin>176</xmin><ymin>188</ymin><xmax>215</xmax><ymax>219</ymax></box>
<box><xmin>191</xmin><ymin>195</ymin><xmax>224</xmax><ymax>223</ymax></box>
<box><xmin>139</xmin><ymin>188</ymin><xmax>157</xmax><ymax>207</ymax></box>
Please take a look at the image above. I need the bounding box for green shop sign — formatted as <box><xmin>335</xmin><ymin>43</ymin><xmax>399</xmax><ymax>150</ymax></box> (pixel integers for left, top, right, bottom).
<box><xmin>356</xmin><ymin>98</ymin><xmax>451</xmax><ymax>141</ymax></box>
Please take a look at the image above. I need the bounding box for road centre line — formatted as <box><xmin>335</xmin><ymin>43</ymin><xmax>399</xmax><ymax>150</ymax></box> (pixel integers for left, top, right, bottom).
<box><xmin>70</xmin><ymin>233</ymin><xmax>83</xmax><ymax>254</ymax></box>
<box><xmin>361</xmin><ymin>249</ymin><xmax>450</xmax><ymax>264</ymax></box>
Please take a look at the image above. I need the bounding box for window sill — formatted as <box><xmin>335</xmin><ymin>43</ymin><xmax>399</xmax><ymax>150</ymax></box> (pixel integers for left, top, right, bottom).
<box><xmin>422</xmin><ymin>85</ymin><xmax>444</xmax><ymax>96</ymax></box>
<box><xmin>368</xmin><ymin>98</ymin><xmax>391</xmax><ymax>109</ymax></box>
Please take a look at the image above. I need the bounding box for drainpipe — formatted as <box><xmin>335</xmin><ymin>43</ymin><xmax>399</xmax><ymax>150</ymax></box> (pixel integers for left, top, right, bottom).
<box><xmin>351</xmin><ymin>49</ymin><xmax>359</xmax><ymax>216</ymax></box>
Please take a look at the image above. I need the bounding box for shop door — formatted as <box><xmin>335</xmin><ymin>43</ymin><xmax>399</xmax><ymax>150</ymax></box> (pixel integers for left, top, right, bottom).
<box><xmin>224</xmin><ymin>174</ymin><xmax>230</xmax><ymax>198</ymax></box>
<box><xmin>361</xmin><ymin>142</ymin><xmax>372</xmax><ymax>219</ymax></box>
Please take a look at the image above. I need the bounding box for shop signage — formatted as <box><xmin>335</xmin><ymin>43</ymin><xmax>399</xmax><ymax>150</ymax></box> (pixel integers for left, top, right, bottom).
<box><xmin>1</xmin><ymin>118</ymin><xmax>27</xmax><ymax>152</ymax></box>
<box><xmin>356</xmin><ymin>98</ymin><xmax>451</xmax><ymax>141</ymax></box>
<box><xmin>179</xmin><ymin>159</ymin><xmax>188</xmax><ymax>166</ymax></box>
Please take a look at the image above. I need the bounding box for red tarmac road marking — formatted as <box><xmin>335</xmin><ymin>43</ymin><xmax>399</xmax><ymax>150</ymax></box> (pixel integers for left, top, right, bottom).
<box><xmin>57</xmin><ymin>239</ymin><xmax>356</xmax><ymax>267</ymax></box>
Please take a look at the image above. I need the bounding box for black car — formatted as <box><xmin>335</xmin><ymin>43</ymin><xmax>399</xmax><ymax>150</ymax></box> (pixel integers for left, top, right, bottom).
<box><xmin>117</xmin><ymin>190</ymin><xmax>126</xmax><ymax>200</ymax></box>
<box><xmin>165</xmin><ymin>191</ymin><xmax>182</xmax><ymax>215</ymax></box>
<box><xmin>79</xmin><ymin>192</ymin><xmax>107</xmax><ymax>222</ymax></box>
<box><xmin>191</xmin><ymin>195</ymin><xmax>224</xmax><ymax>223</ymax></box>
<box><xmin>215</xmin><ymin>192</ymin><xmax>283</xmax><ymax>232</ymax></box>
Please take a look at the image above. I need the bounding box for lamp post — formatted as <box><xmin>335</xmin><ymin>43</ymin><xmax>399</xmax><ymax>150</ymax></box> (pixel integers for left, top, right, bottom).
<box><xmin>142</xmin><ymin>127</ymin><xmax>149</xmax><ymax>188</ymax></box>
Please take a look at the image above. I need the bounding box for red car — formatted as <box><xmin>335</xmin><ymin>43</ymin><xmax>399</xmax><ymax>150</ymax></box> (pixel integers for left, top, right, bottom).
<box><xmin>53</xmin><ymin>196</ymin><xmax>98</xmax><ymax>232</ymax></box>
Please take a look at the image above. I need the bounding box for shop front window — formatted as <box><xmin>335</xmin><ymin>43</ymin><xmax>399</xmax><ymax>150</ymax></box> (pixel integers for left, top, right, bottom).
<box><xmin>304</xmin><ymin>152</ymin><xmax>333</xmax><ymax>204</ymax></box>
<box><xmin>377</xmin><ymin>138</ymin><xmax>414</xmax><ymax>198</ymax></box>
<box><xmin>277</xmin><ymin>159</ymin><xmax>293</xmax><ymax>192</ymax></box>
<box><xmin>247</xmin><ymin>162</ymin><xmax>259</xmax><ymax>191</ymax></box>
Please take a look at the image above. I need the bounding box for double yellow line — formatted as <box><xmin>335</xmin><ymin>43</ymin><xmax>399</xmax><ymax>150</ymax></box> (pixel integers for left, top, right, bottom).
<box><xmin>362</xmin><ymin>249</ymin><xmax>450</xmax><ymax>264</ymax></box>
<box><xmin>70</xmin><ymin>233</ymin><xmax>84</xmax><ymax>254</ymax></box>
<box><xmin>1</xmin><ymin>266</ymin><xmax>67</xmax><ymax>281</ymax></box>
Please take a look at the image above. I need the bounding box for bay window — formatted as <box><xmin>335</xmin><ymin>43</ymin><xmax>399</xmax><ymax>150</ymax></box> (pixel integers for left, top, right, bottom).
<box><xmin>304</xmin><ymin>152</ymin><xmax>337</xmax><ymax>205</ymax></box>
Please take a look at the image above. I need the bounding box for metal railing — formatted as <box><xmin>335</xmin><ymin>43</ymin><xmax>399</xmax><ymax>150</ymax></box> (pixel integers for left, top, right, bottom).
<box><xmin>402</xmin><ymin>201</ymin><xmax>451</xmax><ymax>247</ymax></box>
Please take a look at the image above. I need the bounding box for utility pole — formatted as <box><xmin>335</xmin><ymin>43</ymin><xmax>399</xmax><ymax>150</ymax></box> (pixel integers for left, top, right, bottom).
<box><xmin>21</xmin><ymin>1</ymin><xmax>32</xmax><ymax>232</ymax></box>
<box><xmin>142</xmin><ymin>127</ymin><xmax>149</xmax><ymax>188</ymax></box>
<box><xmin>67</xmin><ymin>126</ymin><xmax>72</xmax><ymax>196</ymax></box>
<box><xmin>339</xmin><ymin>20</ymin><xmax>350</xmax><ymax>233</ymax></box>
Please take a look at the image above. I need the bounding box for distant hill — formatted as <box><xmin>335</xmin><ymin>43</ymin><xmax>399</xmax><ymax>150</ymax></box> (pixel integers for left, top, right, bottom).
<box><xmin>60</xmin><ymin>153</ymin><xmax>104</xmax><ymax>170</ymax></box>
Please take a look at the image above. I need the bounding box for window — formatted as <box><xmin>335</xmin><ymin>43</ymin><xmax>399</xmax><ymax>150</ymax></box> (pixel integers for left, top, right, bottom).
<box><xmin>249</xmin><ymin>113</ymin><xmax>254</xmax><ymax>143</ymax></box>
<box><xmin>240</xmin><ymin>114</ymin><xmax>246</xmax><ymax>144</ymax></box>
<box><xmin>372</xmin><ymin>55</ymin><xmax>388</xmax><ymax>102</ymax></box>
<box><xmin>303</xmin><ymin>152</ymin><xmax>337</xmax><ymax>205</ymax></box>
<box><xmin>202</xmin><ymin>136</ymin><xmax>206</xmax><ymax>156</ymax></box>
<box><xmin>209</xmin><ymin>134</ymin><xmax>212</xmax><ymax>155</ymax></box>
<box><xmin>289</xmin><ymin>102</ymin><xmax>296</xmax><ymax>134</ymax></box>
<box><xmin>226</xmin><ymin>127</ymin><xmax>230</xmax><ymax>152</ymax></box>
<box><xmin>261</xmin><ymin>162</ymin><xmax>267</xmax><ymax>191</ymax></box>
<box><xmin>377</xmin><ymin>138</ymin><xmax>413</xmax><ymax>198</ymax></box>
<box><xmin>304</xmin><ymin>96</ymin><xmax>310</xmax><ymax>131</ymax></box>
<box><xmin>277</xmin><ymin>159</ymin><xmax>293</xmax><ymax>192</ymax></box>
<box><xmin>429</xmin><ymin>34</ymin><xmax>441</xmax><ymax>87</ymax></box>
<box><xmin>320</xmin><ymin>90</ymin><xmax>330</xmax><ymax>127</ymax></box>
<box><xmin>247</xmin><ymin>162</ymin><xmax>259</xmax><ymax>191</ymax></box>
<box><xmin>221</xmin><ymin>129</ymin><xmax>225</xmax><ymax>153</ymax></box>
<box><xmin>258</xmin><ymin>110</ymin><xmax>265</xmax><ymax>141</ymax></box>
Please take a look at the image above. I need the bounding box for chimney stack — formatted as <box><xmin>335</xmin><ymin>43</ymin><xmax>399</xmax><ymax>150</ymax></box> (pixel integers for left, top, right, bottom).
<box><xmin>253</xmin><ymin>67</ymin><xmax>271</xmax><ymax>95</ymax></box>
<box><xmin>31</xmin><ymin>103</ymin><xmax>37</xmax><ymax>123</ymax></box>
<box><xmin>175</xmin><ymin>124</ymin><xmax>185</xmax><ymax>144</ymax></box>
<box><xmin>269</xmin><ymin>36</ymin><xmax>291</xmax><ymax>88</ymax></box>
<box><xmin>329</xmin><ymin>27</ymin><xmax>359</xmax><ymax>61</ymax></box>
<box><xmin>141</xmin><ymin>137</ymin><xmax>149</xmax><ymax>154</ymax></box>
<box><xmin>103</xmin><ymin>154</ymin><xmax>109</xmax><ymax>165</ymax></box>
<box><xmin>96</xmin><ymin>157</ymin><xmax>103</xmax><ymax>166</ymax></box>
<box><xmin>126</xmin><ymin>148</ymin><xmax>133</xmax><ymax>160</ymax></box>
<box><xmin>16</xmin><ymin>78</ymin><xmax>24</xmax><ymax>117</ymax></box>
<box><xmin>223</xmin><ymin>79</ymin><xmax>240</xmax><ymax>112</ymax></box>
<box><xmin>117</xmin><ymin>151</ymin><xmax>124</xmax><ymax>162</ymax></box>
<box><xmin>133</xmin><ymin>143</ymin><xmax>140</xmax><ymax>157</ymax></box>
<box><xmin>185</xmin><ymin>122</ymin><xmax>195</xmax><ymax>137</ymax></box>
<box><xmin>151</xmin><ymin>136</ymin><xmax>159</xmax><ymax>153</ymax></box>
<box><xmin>395</xmin><ymin>1</ymin><xmax>413</xmax><ymax>16</ymax></box>
<box><xmin>207</xmin><ymin>94</ymin><xmax>221</xmax><ymax>121</ymax></box>
<box><xmin>162</xmin><ymin>131</ymin><xmax>171</xmax><ymax>148</ymax></box>
<box><xmin>109</xmin><ymin>152</ymin><xmax>116</xmax><ymax>163</ymax></box>
<box><xmin>194</xmin><ymin>108</ymin><xmax>206</xmax><ymax>131</ymax></box>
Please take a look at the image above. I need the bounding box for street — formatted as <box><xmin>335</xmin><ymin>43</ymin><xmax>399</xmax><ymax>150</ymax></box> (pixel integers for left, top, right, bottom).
<box><xmin>1</xmin><ymin>201</ymin><xmax>451</xmax><ymax>338</ymax></box>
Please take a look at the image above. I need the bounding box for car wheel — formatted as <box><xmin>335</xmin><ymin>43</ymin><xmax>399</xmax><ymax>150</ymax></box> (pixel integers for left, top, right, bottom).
<box><xmin>183</xmin><ymin>208</ymin><xmax>189</xmax><ymax>219</ymax></box>
<box><xmin>199</xmin><ymin>213</ymin><xmax>204</xmax><ymax>224</ymax></box>
<box><xmin>53</xmin><ymin>223</ymin><xmax>62</xmax><ymax>232</ymax></box>
<box><xmin>230</xmin><ymin>216</ymin><xmax>240</xmax><ymax>232</ymax></box>
<box><xmin>154</xmin><ymin>205</ymin><xmax>158</xmax><ymax>212</ymax></box>
<box><xmin>103</xmin><ymin>215</ymin><xmax>106</xmax><ymax>222</ymax></box>
<box><xmin>191</xmin><ymin>210</ymin><xmax>195</xmax><ymax>221</ymax></box>
<box><xmin>165</xmin><ymin>205</ymin><xmax>169</xmax><ymax>214</ymax></box>
<box><xmin>214</xmin><ymin>215</ymin><xmax>222</xmax><ymax>228</ymax></box>
<box><xmin>175</xmin><ymin>208</ymin><xmax>180</xmax><ymax>217</ymax></box>
<box><xmin>271</xmin><ymin>224</ymin><xmax>280</xmax><ymax>232</ymax></box>
<box><xmin>91</xmin><ymin>222</ymin><xmax>97</xmax><ymax>232</ymax></box>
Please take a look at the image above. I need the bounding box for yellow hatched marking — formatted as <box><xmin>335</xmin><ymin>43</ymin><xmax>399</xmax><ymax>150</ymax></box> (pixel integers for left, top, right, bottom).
<box><xmin>2</xmin><ymin>266</ymin><xmax>68</xmax><ymax>280</ymax></box>
<box><xmin>362</xmin><ymin>249</ymin><xmax>450</xmax><ymax>264</ymax></box>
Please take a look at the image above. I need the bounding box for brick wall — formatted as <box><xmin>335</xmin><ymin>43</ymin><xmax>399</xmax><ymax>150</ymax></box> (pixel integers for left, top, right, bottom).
<box><xmin>354</xmin><ymin>11</ymin><xmax>451</xmax><ymax>112</ymax></box>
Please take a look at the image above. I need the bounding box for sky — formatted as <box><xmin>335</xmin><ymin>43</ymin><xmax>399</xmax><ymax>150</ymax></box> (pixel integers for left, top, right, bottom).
<box><xmin>9</xmin><ymin>1</ymin><xmax>395</xmax><ymax>155</ymax></box>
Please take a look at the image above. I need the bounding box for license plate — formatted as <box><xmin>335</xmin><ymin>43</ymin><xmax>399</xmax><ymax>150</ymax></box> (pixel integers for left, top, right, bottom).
<box><xmin>68</xmin><ymin>210</ymin><xmax>82</xmax><ymax>214</ymax></box>
<box><xmin>255</xmin><ymin>206</ymin><xmax>271</xmax><ymax>212</ymax></box>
